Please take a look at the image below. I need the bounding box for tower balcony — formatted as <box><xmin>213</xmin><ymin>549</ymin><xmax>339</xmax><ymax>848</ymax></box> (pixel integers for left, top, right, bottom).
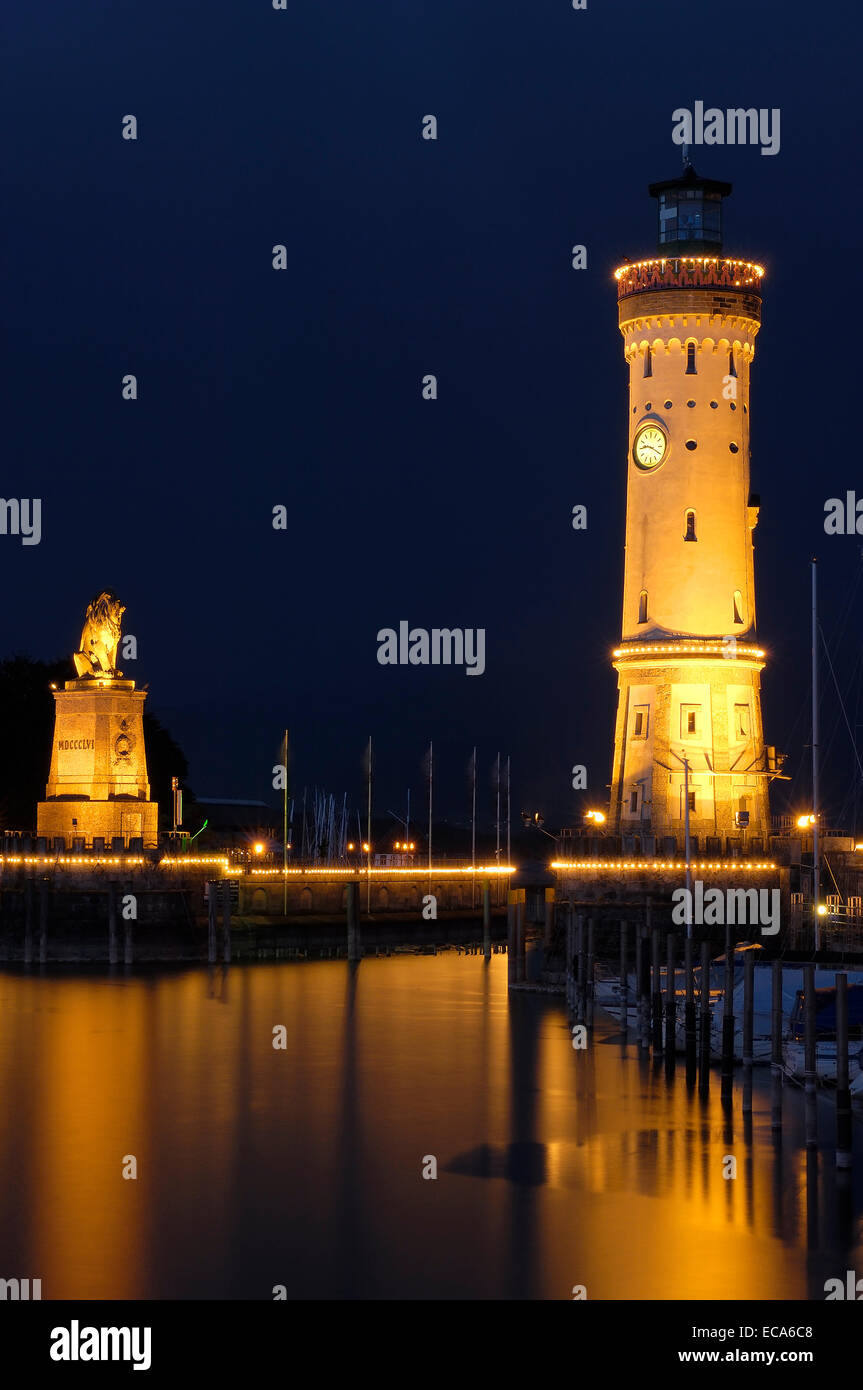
<box><xmin>612</xmin><ymin>638</ymin><xmax>766</xmax><ymax>669</ymax></box>
<box><xmin>615</xmin><ymin>256</ymin><xmax>764</xmax><ymax>302</ymax></box>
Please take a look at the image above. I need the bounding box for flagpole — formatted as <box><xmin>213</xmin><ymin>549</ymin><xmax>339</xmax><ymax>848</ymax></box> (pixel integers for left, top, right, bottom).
<box><xmin>495</xmin><ymin>751</ymin><xmax>501</xmax><ymax>866</ymax></box>
<box><xmin>283</xmin><ymin>728</ymin><xmax>289</xmax><ymax>917</ymax></box>
<box><xmin>428</xmin><ymin>740</ymin><xmax>433</xmax><ymax>895</ymax></box>
<box><xmin>366</xmin><ymin>736</ymin><xmax>372</xmax><ymax>913</ymax></box>
<box><xmin>506</xmin><ymin>754</ymin><xmax>511</xmax><ymax>867</ymax></box>
<box><xmin>471</xmin><ymin>745</ymin><xmax>477</xmax><ymax>908</ymax></box>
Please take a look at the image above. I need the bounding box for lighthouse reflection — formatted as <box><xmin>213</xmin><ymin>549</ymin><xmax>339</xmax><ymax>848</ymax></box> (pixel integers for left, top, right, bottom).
<box><xmin>0</xmin><ymin>954</ymin><xmax>859</xmax><ymax>1300</ymax></box>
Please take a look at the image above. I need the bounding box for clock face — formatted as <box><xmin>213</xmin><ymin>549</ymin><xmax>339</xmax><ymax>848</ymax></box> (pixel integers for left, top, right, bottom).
<box><xmin>633</xmin><ymin>423</ymin><xmax>668</xmax><ymax>470</ymax></box>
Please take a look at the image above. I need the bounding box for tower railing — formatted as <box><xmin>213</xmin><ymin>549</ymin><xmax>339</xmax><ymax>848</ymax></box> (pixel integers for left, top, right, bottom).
<box><xmin>615</xmin><ymin>256</ymin><xmax>764</xmax><ymax>300</ymax></box>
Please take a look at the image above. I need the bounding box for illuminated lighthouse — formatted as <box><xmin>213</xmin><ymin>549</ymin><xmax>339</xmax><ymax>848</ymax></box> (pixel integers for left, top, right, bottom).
<box><xmin>609</xmin><ymin>165</ymin><xmax>774</xmax><ymax>845</ymax></box>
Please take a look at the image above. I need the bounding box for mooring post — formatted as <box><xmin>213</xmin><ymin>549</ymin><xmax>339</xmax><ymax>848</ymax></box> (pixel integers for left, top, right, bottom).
<box><xmin>586</xmin><ymin>918</ymin><xmax>595</xmax><ymax>1029</ymax></box>
<box><xmin>637</xmin><ymin>924</ymin><xmax>648</xmax><ymax>1050</ymax></box>
<box><xmin>506</xmin><ymin>890</ymin><xmax>517</xmax><ymax>987</ymax></box>
<box><xmin>619</xmin><ymin>920</ymin><xmax>628</xmax><ymax>1032</ymax></box>
<box><xmin>665</xmin><ymin>932</ymin><xmax>676</xmax><ymax>1066</ymax></box>
<box><xmin>108</xmin><ymin>880</ymin><xmax>118</xmax><ymax>966</ymax></box>
<box><xmin>24</xmin><ymin>876</ymin><xmax>33</xmax><ymax>966</ymax></box>
<box><xmin>347</xmin><ymin>880</ymin><xmax>360</xmax><ymax>961</ymax></box>
<box><xmin>803</xmin><ymin>962</ymin><xmax>818</xmax><ymax>1148</ymax></box>
<box><xmin>221</xmin><ymin>879</ymin><xmax>231</xmax><ymax>964</ymax></box>
<box><xmin>39</xmin><ymin>880</ymin><xmax>48</xmax><ymax>964</ymax></box>
<box><xmin>742</xmin><ymin>947</ymin><xmax>754</xmax><ymax>1113</ymax></box>
<box><xmin>207</xmin><ymin>881</ymin><xmax>218</xmax><ymax>963</ymax></box>
<box><xmin>544</xmin><ymin>887</ymin><xmax>554</xmax><ymax>952</ymax></box>
<box><xmin>684</xmin><ymin>935</ymin><xmax>697</xmax><ymax>1078</ymax></box>
<box><xmin>516</xmin><ymin>891</ymin><xmax>526</xmax><ymax>984</ymax></box>
<box><xmin>720</xmin><ymin>924</ymin><xmax>735</xmax><ymax>1102</ymax></box>
<box><xmin>771</xmin><ymin>958</ymin><xmax>783</xmax><ymax>1131</ymax></box>
<box><xmin>576</xmin><ymin>913</ymin><xmax>586</xmax><ymax>1023</ymax></box>
<box><xmin>835</xmin><ymin>971</ymin><xmax>852</xmax><ymax>1169</ymax></box>
<box><xmin>651</xmin><ymin>925</ymin><xmax>662</xmax><ymax>1055</ymax></box>
<box><xmin>565</xmin><ymin>905</ymin><xmax>574</xmax><ymax>1011</ymax></box>
<box><xmin>483</xmin><ymin>882</ymin><xmax>492</xmax><ymax>960</ymax></box>
<box><xmin>124</xmin><ymin>907</ymin><xmax>134</xmax><ymax>966</ymax></box>
<box><xmin>699</xmin><ymin>939</ymin><xmax>711</xmax><ymax>1094</ymax></box>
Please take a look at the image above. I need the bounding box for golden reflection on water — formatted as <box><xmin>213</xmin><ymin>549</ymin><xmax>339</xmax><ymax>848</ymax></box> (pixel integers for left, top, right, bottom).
<box><xmin>0</xmin><ymin>956</ymin><xmax>858</xmax><ymax>1299</ymax></box>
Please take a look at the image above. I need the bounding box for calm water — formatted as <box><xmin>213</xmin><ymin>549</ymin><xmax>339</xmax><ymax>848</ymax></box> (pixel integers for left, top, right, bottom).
<box><xmin>0</xmin><ymin>953</ymin><xmax>861</xmax><ymax>1300</ymax></box>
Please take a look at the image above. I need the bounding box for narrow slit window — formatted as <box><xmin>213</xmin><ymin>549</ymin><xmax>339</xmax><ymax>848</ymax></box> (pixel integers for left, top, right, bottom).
<box><xmin>638</xmin><ymin>590</ymin><xmax>648</xmax><ymax>624</ymax></box>
<box><xmin>685</xmin><ymin>343</ymin><xmax>697</xmax><ymax>375</ymax></box>
<box><xmin>688</xmin><ymin>791</ymin><xmax>696</xmax><ymax>812</ymax></box>
<box><xmin>728</xmin><ymin>348</ymin><xmax>737</xmax><ymax>378</ymax></box>
<box><xmin>633</xmin><ymin>712</ymin><xmax>644</xmax><ymax>736</ymax></box>
<box><xmin>733</xmin><ymin>590</ymin><xmax>744</xmax><ymax>625</ymax></box>
<box><xmin>629</xmin><ymin>790</ymin><xmax>638</xmax><ymax>814</ymax></box>
<box><xmin>643</xmin><ymin>345</ymin><xmax>652</xmax><ymax>378</ymax></box>
<box><xmin>684</xmin><ymin>509</ymin><xmax>696</xmax><ymax>541</ymax></box>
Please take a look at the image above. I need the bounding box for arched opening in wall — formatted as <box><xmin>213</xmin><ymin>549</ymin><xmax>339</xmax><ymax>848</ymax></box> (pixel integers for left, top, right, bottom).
<box><xmin>643</xmin><ymin>345</ymin><xmax>652</xmax><ymax>378</ymax></box>
<box><xmin>733</xmin><ymin>590</ymin><xmax>744</xmax><ymax>625</ymax></box>
<box><xmin>685</xmin><ymin>342</ymin><xmax>697</xmax><ymax>375</ymax></box>
<box><xmin>638</xmin><ymin>590</ymin><xmax>648</xmax><ymax>624</ymax></box>
<box><xmin>252</xmin><ymin>888</ymin><xmax>268</xmax><ymax>912</ymax></box>
<box><xmin>684</xmin><ymin>510</ymin><xmax>697</xmax><ymax>542</ymax></box>
<box><xmin>300</xmin><ymin>887</ymin><xmax>313</xmax><ymax>912</ymax></box>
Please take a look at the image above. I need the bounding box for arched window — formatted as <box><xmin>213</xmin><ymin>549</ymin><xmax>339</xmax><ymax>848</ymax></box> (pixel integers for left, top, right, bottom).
<box><xmin>733</xmin><ymin>590</ymin><xmax>744</xmax><ymax>625</ymax></box>
<box><xmin>684</xmin><ymin>510</ymin><xmax>696</xmax><ymax>542</ymax></box>
<box><xmin>643</xmin><ymin>345</ymin><xmax>652</xmax><ymax>378</ymax></box>
<box><xmin>685</xmin><ymin>343</ymin><xmax>697</xmax><ymax>375</ymax></box>
<box><xmin>638</xmin><ymin>590</ymin><xmax>648</xmax><ymax>624</ymax></box>
<box><xmin>728</xmin><ymin>349</ymin><xmax>737</xmax><ymax>378</ymax></box>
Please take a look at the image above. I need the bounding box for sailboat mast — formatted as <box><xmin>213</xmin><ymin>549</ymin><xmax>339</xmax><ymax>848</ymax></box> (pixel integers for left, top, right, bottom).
<box><xmin>812</xmin><ymin>557</ymin><xmax>821</xmax><ymax>950</ymax></box>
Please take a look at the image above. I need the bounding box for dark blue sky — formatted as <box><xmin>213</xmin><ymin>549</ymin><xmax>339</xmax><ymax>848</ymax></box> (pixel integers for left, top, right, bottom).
<box><xmin>5</xmin><ymin>0</ymin><xmax>863</xmax><ymax>832</ymax></box>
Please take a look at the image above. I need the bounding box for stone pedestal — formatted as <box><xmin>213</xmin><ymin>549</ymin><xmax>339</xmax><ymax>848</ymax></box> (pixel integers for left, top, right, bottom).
<box><xmin>36</xmin><ymin>679</ymin><xmax>159</xmax><ymax>848</ymax></box>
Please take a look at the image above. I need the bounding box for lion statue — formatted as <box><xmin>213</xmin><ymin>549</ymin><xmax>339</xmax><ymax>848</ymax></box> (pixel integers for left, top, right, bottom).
<box><xmin>73</xmin><ymin>591</ymin><xmax>126</xmax><ymax>678</ymax></box>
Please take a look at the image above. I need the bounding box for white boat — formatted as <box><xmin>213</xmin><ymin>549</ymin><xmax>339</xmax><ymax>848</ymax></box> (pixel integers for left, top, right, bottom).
<box><xmin>594</xmin><ymin>948</ymin><xmax>863</xmax><ymax>1070</ymax></box>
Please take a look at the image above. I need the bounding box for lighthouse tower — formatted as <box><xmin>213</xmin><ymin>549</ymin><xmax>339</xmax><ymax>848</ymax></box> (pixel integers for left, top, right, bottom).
<box><xmin>609</xmin><ymin>166</ymin><xmax>772</xmax><ymax>845</ymax></box>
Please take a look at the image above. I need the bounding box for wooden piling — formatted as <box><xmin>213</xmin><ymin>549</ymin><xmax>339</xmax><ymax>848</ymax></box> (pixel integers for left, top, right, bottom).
<box><xmin>835</xmin><ymin>971</ymin><xmax>853</xmax><ymax>1169</ymax></box>
<box><xmin>619</xmin><ymin>921</ymin><xmax>628</xmax><ymax>1033</ymax></box>
<box><xmin>665</xmin><ymin>933</ymin><xmax>676</xmax><ymax>1064</ymax></box>
<box><xmin>576</xmin><ymin>914</ymin><xmax>586</xmax><ymax>1023</ymax></box>
<box><xmin>771</xmin><ymin>959</ymin><xmax>783</xmax><ymax>1131</ymax></box>
<box><xmin>24</xmin><ymin>877</ymin><xmax>33</xmax><ymax>966</ymax></box>
<box><xmin>483</xmin><ymin>883</ymin><xmax>491</xmax><ymax>960</ymax></box>
<box><xmin>544</xmin><ymin>887</ymin><xmax>554</xmax><ymax>952</ymax></box>
<box><xmin>516</xmin><ymin>892</ymin><xmax>526</xmax><ymax>985</ymax></box>
<box><xmin>651</xmin><ymin>926</ymin><xmax>662</xmax><ymax>1055</ymax></box>
<box><xmin>635</xmin><ymin>924</ymin><xmax>647</xmax><ymax>1049</ymax></box>
<box><xmin>585</xmin><ymin>918</ymin><xmax>595</xmax><ymax>1028</ymax></box>
<box><xmin>699</xmin><ymin>939</ymin><xmax>711</xmax><ymax>1094</ymax></box>
<box><xmin>221</xmin><ymin>879</ymin><xmax>231</xmax><ymax>964</ymax></box>
<box><xmin>742</xmin><ymin>948</ymin><xmax>754</xmax><ymax>1113</ymax></box>
<box><xmin>720</xmin><ymin>925</ymin><xmax>735</xmax><ymax>1100</ymax></box>
<box><xmin>208</xmin><ymin>881</ymin><xmax>218</xmax><ymax>963</ymax></box>
<box><xmin>108</xmin><ymin>881</ymin><xmax>118</xmax><ymax>966</ymax></box>
<box><xmin>684</xmin><ymin>935</ymin><xmax>697</xmax><ymax>1076</ymax></box>
<box><xmin>803</xmin><ymin>962</ymin><xmax>818</xmax><ymax>1149</ymax></box>
<box><xmin>38</xmin><ymin>881</ymin><xmax>48</xmax><ymax>964</ymax></box>
<box><xmin>346</xmin><ymin>880</ymin><xmax>361</xmax><ymax>961</ymax></box>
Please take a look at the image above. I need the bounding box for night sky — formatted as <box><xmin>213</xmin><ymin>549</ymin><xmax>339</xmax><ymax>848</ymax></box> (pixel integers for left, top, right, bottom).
<box><xmin>5</xmin><ymin>0</ymin><xmax>863</xmax><ymax>834</ymax></box>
